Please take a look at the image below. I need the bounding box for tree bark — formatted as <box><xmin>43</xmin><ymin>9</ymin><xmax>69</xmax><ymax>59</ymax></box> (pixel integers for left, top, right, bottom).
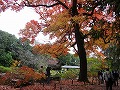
<box><xmin>72</xmin><ymin>0</ymin><xmax>88</xmax><ymax>82</ymax></box>
<box><xmin>74</xmin><ymin>23</ymin><xmax>88</xmax><ymax>82</ymax></box>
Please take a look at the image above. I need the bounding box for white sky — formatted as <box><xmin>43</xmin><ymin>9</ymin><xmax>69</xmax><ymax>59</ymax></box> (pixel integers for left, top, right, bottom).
<box><xmin>0</xmin><ymin>7</ymin><xmax>51</xmax><ymax>43</ymax></box>
<box><xmin>0</xmin><ymin>7</ymin><xmax>39</xmax><ymax>38</ymax></box>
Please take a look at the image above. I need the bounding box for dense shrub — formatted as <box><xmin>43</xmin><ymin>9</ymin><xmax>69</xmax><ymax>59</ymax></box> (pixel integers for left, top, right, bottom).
<box><xmin>0</xmin><ymin>66</ymin><xmax>46</xmax><ymax>87</ymax></box>
<box><xmin>51</xmin><ymin>69</ymin><xmax>79</xmax><ymax>79</ymax></box>
<box><xmin>61</xmin><ymin>69</ymin><xmax>79</xmax><ymax>79</ymax></box>
<box><xmin>0</xmin><ymin>66</ymin><xmax>12</xmax><ymax>73</ymax></box>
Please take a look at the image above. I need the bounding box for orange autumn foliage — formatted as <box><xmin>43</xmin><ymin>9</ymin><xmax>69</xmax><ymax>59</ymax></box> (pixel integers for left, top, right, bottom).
<box><xmin>0</xmin><ymin>66</ymin><xmax>46</xmax><ymax>87</ymax></box>
<box><xmin>0</xmin><ymin>0</ymin><xmax>118</xmax><ymax>59</ymax></box>
<box><xmin>19</xmin><ymin>20</ymin><xmax>42</xmax><ymax>44</ymax></box>
<box><xmin>32</xmin><ymin>43</ymin><xmax>69</xmax><ymax>57</ymax></box>
<box><xmin>0</xmin><ymin>1</ymin><xmax>115</xmax><ymax>55</ymax></box>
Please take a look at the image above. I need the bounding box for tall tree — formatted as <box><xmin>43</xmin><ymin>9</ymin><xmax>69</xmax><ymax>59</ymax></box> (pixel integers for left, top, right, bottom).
<box><xmin>0</xmin><ymin>0</ymin><xmax>119</xmax><ymax>82</ymax></box>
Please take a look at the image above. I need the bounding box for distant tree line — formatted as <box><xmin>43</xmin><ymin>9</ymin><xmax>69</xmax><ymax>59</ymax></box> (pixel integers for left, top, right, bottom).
<box><xmin>0</xmin><ymin>30</ymin><xmax>50</xmax><ymax>69</ymax></box>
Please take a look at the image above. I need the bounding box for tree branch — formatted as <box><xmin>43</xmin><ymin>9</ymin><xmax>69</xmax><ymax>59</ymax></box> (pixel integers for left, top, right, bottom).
<box><xmin>101</xmin><ymin>36</ymin><xmax>110</xmax><ymax>44</ymax></box>
<box><xmin>23</xmin><ymin>0</ymin><xmax>69</xmax><ymax>9</ymax></box>
<box><xmin>24</xmin><ymin>1</ymin><xmax>60</xmax><ymax>8</ymax></box>
<box><xmin>73</xmin><ymin>46</ymin><xmax>78</xmax><ymax>54</ymax></box>
<box><xmin>71</xmin><ymin>42</ymin><xmax>76</xmax><ymax>47</ymax></box>
<box><xmin>56</xmin><ymin>0</ymin><xmax>69</xmax><ymax>9</ymax></box>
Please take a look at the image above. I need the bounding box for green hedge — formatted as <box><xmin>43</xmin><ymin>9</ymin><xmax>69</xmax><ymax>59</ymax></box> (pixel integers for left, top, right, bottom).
<box><xmin>51</xmin><ymin>69</ymin><xmax>79</xmax><ymax>79</ymax></box>
<box><xmin>0</xmin><ymin>66</ymin><xmax>12</xmax><ymax>73</ymax></box>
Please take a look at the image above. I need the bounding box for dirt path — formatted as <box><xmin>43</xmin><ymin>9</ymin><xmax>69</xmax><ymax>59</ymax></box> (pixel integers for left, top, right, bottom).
<box><xmin>0</xmin><ymin>79</ymin><xmax>120</xmax><ymax>90</ymax></box>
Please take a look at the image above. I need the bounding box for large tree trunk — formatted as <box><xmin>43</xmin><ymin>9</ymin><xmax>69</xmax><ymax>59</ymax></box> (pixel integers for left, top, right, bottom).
<box><xmin>72</xmin><ymin>0</ymin><xmax>88</xmax><ymax>82</ymax></box>
<box><xmin>74</xmin><ymin>23</ymin><xmax>88</xmax><ymax>82</ymax></box>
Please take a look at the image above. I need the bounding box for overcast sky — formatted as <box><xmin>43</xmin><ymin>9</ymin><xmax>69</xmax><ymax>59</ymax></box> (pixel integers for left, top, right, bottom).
<box><xmin>0</xmin><ymin>7</ymin><xmax>52</xmax><ymax>43</ymax></box>
<box><xmin>0</xmin><ymin>7</ymin><xmax>40</xmax><ymax>38</ymax></box>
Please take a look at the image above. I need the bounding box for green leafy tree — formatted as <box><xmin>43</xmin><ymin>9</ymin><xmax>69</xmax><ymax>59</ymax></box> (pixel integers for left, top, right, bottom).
<box><xmin>0</xmin><ymin>30</ymin><xmax>48</xmax><ymax>69</ymax></box>
<box><xmin>0</xmin><ymin>51</ymin><xmax>13</xmax><ymax>67</ymax></box>
<box><xmin>104</xmin><ymin>44</ymin><xmax>120</xmax><ymax>70</ymax></box>
<box><xmin>87</xmin><ymin>58</ymin><xmax>103</xmax><ymax>72</ymax></box>
<box><xmin>9</xmin><ymin>38</ymin><xmax>50</xmax><ymax>69</ymax></box>
<box><xmin>0</xmin><ymin>30</ymin><xmax>18</xmax><ymax>50</ymax></box>
<box><xmin>0</xmin><ymin>30</ymin><xmax>17</xmax><ymax>66</ymax></box>
<box><xmin>58</xmin><ymin>53</ymin><xmax>79</xmax><ymax>66</ymax></box>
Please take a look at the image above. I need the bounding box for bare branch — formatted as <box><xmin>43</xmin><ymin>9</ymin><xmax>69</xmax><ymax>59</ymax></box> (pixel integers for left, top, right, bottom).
<box><xmin>73</xmin><ymin>46</ymin><xmax>78</xmax><ymax>54</ymax></box>
<box><xmin>23</xmin><ymin>0</ymin><xmax>69</xmax><ymax>9</ymax></box>
<box><xmin>71</xmin><ymin>42</ymin><xmax>76</xmax><ymax>47</ymax></box>
<box><xmin>24</xmin><ymin>2</ymin><xmax>60</xmax><ymax>8</ymax></box>
<box><xmin>56</xmin><ymin>0</ymin><xmax>69</xmax><ymax>9</ymax></box>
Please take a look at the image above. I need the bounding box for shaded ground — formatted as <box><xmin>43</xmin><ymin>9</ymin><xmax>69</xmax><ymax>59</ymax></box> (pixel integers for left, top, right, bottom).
<box><xmin>0</xmin><ymin>79</ymin><xmax>119</xmax><ymax>90</ymax></box>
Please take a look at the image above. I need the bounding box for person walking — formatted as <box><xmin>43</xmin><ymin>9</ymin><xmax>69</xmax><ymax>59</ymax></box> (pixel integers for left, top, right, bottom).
<box><xmin>46</xmin><ymin>66</ymin><xmax>51</xmax><ymax>84</ymax></box>
<box><xmin>98</xmin><ymin>70</ymin><xmax>104</xmax><ymax>85</ymax></box>
<box><xmin>112</xmin><ymin>70</ymin><xmax>119</xmax><ymax>86</ymax></box>
<box><xmin>103</xmin><ymin>68</ymin><xmax>114</xmax><ymax>90</ymax></box>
